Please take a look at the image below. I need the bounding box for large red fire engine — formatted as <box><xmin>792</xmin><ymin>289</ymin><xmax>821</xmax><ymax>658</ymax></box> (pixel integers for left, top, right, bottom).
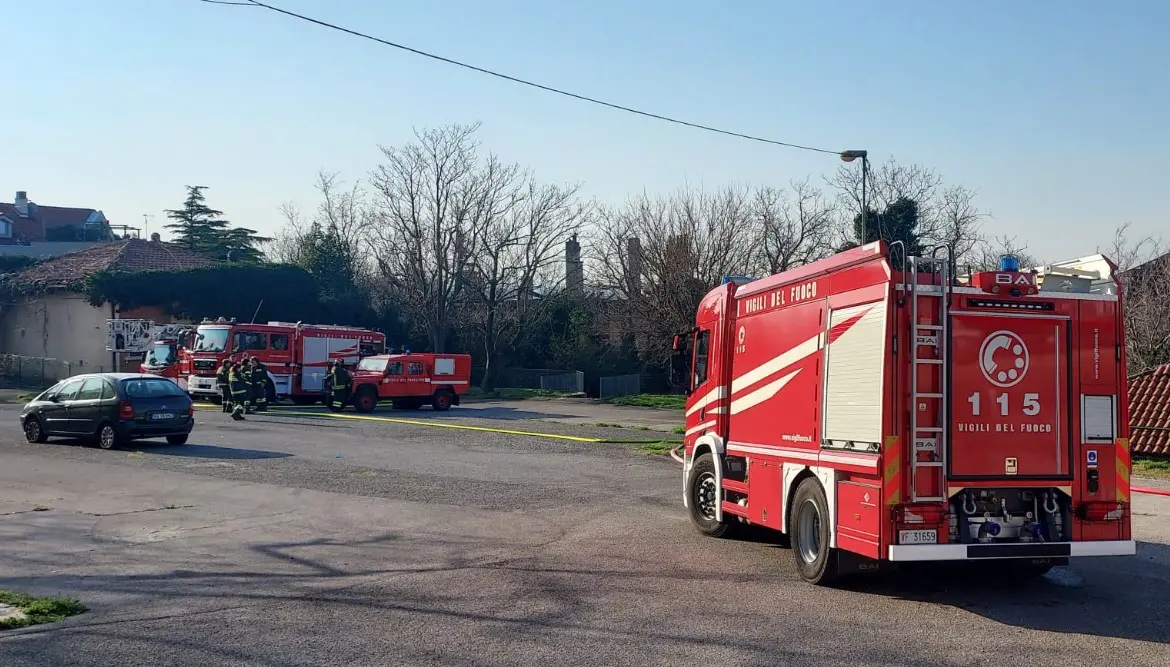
<box><xmin>179</xmin><ymin>318</ymin><xmax>386</xmax><ymax>404</ymax></box>
<box><xmin>139</xmin><ymin>326</ymin><xmax>195</xmax><ymax>387</ymax></box>
<box><xmin>675</xmin><ymin>241</ymin><xmax>1135</xmax><ymax>585</ymax></box>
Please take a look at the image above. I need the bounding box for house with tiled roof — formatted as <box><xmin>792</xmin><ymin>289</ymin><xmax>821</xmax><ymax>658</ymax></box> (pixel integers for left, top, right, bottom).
<box><xmin>0</xmin><ymin>236</ymin><xmax>214</xmax><ymax>378</ymax></box>
<box><xmin>0</xmin><ymin>190</ymin><xmax>113</xmax><ymax>245</ymax></box>
<box><xmin>1129</xmin><ymin>364</ymin><xmax>1170</xmax><ymax>457</ymax></box>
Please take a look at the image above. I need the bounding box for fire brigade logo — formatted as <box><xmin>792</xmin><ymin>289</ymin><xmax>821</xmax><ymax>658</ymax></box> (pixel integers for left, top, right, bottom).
<box><xmin>737</xmin><ymin>326</ymin><xmax>746</xmax><ymax>345</ymax></box>
<box><xmin>978</xmin><ymin>330</ymin><xmax>1029</xmax><ymax>388</ymax></box>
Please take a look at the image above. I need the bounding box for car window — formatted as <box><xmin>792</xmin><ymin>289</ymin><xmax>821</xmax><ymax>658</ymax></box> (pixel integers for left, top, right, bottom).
<box><xmin>407</xmin><ymin>361</ymin><xmax>424</xmax><ymax>375</ymax></box>
<box><xmin>100</xmin><ymin>381</ymin><xmax>117</xmax><ymax>400</ymax></box>
<box><xmin>35</xmin><ymin>381</ymin><xmax>65</xmax><ymax>402</ymax></box>
<box><xmin>75</xmin><ymin>377</ymin><xmax>105</xmax><ymax>401</ymax></box>
<box><xmin>121</xmin><ymin>378</ymin><xmax>187</xmax><ymax>399</ymax></box>
<box><xmin>55</xmin><ymin>379</ymin><xmax>84</xmax><ymax>402</ymax></box>
<box><xmin>387</xmin><ymin>362</ymin><xmax>403</xmax><ymax>376</ymax></box>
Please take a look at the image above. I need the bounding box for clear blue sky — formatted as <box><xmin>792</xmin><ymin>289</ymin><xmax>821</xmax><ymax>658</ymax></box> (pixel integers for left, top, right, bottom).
<box><xmin>3</xmin><ymin>0</ymin><xmax>1167</xmax><ymax>262</ymax></box>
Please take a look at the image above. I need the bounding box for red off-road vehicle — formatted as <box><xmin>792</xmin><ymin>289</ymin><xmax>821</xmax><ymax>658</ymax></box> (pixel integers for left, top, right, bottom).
<box><xmin>349</xmin><ymin>353</ymin><xmax>472</xmax><ymax>413</ymax></box>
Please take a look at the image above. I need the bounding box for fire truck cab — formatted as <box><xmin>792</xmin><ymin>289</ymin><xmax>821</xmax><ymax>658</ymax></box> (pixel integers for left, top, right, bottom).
<box><xmin>675</xmin><ymin>241</ymin><xmax>1135</xmax><ymax>585</ymax></box>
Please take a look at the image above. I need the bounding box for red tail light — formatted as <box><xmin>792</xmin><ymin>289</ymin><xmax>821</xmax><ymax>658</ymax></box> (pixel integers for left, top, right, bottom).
<box><xmin>118</xmin><ymin>400</ymin><xmax>134</xmax><ymax>419</ymax></box>
<box><xmin>188</xmin><ymin>403</ymin><xmax>195</xmax><ymax>417</ymax></box>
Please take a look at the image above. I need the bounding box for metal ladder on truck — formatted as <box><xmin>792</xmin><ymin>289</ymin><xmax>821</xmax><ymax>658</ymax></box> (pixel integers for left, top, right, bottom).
<box><xmin>908</xmin><ymin>249</ymin><xmax>952</xmax><ymax>503</ymax></box>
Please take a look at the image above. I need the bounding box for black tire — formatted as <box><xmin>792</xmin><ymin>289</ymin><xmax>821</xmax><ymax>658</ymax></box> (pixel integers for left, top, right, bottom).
<box><xmin>431</xmin><ymin>391</ymin><xmax>453</xmax><ymax>412</ymax></box>
<box><xmin>166</xmin><ymin>434</ymin><xmax>189</xmax><ymax>445</ymax></box>
<box><xmin>97</xmin><ymin>423</ymin><xmax>121</xmax><ymax>450</ymax></box>
<box><xmin>686</xmin><ymin>452</ymin><xmax>734</xmax><ymax>538</ymax></box>
<box><xmin>790</xmin><ymin>477</ymin><xmax>838</xmax><ymax>585</ymax></box>
<box><xmin>23</xmin><ymin>417</ymin><xmax>47</xmax><ymax>443</ymax></box>
<box><xmin>354</xmin><ymin>387</ymin><xmax>378</xmax><ymax>413</ymax></box>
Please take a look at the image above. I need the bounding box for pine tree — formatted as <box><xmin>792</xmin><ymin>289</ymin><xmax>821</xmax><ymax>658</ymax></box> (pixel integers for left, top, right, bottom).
<box><xmin>163</xmin><ymin>185</ymin><xmax>269</xmax><ymax>263</ymax></box>
<box><xmin>164</xmin><ymin>186</ymin><xmax>231</xmax><ymax>254</ymax></box>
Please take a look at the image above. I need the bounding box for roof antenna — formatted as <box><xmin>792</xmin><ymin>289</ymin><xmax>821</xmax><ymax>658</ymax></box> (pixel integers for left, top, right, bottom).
<box><xmin>250</xmin><ymin>300</ymin><xmax>263</xmax><ymax>324</ymax></box>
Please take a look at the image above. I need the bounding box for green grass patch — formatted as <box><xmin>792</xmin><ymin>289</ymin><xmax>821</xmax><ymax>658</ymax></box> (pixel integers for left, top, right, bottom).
<box><xmin>632</xmin><ymin>441</ymin><xmax>678</xmax><ymax>456</ymax></box>
<box><xmin>671</xmin><ymin>424</ymin><xmax>686</xmax><ymax>435</ymax></box>
<box><xmin>0</xmin><ymin>590</ymin><xmax>86</xmax><ymax>630</ymax></box>
<box><xmin>602</xmin><ymin>394</ymin><xmax>686</xmax><ymax>410</ymax></box>
<box><xmin>462</xmin><ymin>387</ymin><xmax>577</xmax><ymax>401</ymax></box>
<box><xmin>1133</xmin><ymin>457</ymin><xmax>1170</xmax><ymax>481</ymax></box>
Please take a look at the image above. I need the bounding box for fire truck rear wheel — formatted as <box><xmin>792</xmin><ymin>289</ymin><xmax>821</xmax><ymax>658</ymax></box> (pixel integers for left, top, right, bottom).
<box><xmin>687</xmin><ymin>452</ymin><xmax>734</xmax><ymax>538</ymax></box>
<box><xmin>432</xmin><ymin>391</ymin><xmax>453</xmax><ymax>412</ymax></box>
<box><xmin>791</xmin><ymin>477</ymin><xmax>838</xmax><ymax>585</ymax></box>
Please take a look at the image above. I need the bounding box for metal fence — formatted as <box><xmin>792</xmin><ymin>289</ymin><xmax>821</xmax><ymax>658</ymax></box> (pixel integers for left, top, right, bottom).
<box><xmin>0</xmin><ymin>354</ymin><xmax>79</xmax><ymax>389</ymax></box>
<box><xmin>599</xmin><ymin>373</ymin><xmax>641</xmax><ymax>399</ymax></box>
<box><xmin>497</xmin><ymin>367</ymin><xmax>584</xmax><ymax>393</ymax></box>
<box><xmin>539</xmin><ymin>371</ymin><xmax>585</xmax><ymax>393</ymax></box>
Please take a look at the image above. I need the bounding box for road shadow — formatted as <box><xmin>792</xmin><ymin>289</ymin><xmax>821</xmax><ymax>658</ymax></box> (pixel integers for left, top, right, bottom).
<box><xmin>137</xmin><ymin>443</ymin><xmax>291</xmax><ymax>460</ymax></box>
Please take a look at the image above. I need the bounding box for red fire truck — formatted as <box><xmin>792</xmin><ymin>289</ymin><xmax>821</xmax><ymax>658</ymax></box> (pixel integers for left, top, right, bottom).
<box><xmin>180</xmin><ymin>317</ymin><xmax>386</xmax><ymax>404</ymax></box>
<box><xmin>675</xmin><ymin>241</ymin><xmax>1135</xmax><ymax>585</ymax></box>
<box><xmin>349</xmin><ymin>352</ymin><xmax>472</xmax><ymax>413</ymax></box>
<box><xmin>139</xmin><ymin>326</ymin><xmax>195</xmax><ymax>388</ymax></box>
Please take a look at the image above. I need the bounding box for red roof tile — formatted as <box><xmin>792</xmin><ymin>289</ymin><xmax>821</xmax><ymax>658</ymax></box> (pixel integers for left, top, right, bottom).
<box><xmin>1129</xmin><ymin>363</ymin><xmax>1170</xmax><ymax>456</ymax></box>
<box><xmin>6</xmin><ymin>239</ymin><xmax>215</xmax><ymax>293</ymax></box>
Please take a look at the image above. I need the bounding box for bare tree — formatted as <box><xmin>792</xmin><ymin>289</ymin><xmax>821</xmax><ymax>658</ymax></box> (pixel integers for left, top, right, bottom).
<box><xmin>965</xmin><ymin>234</ymin><xmax>1042</xmax><ymax>273</ymax></box>
<box><xmin>827</xmin><ymin>157</ymin><xmax>986</xmax><ymax>263</ymax></box>
<box><xmin>368</xmin><ymin>124</ymin><xmax>484</xmax><ymax>352</ymax></box>
<box><xmin>1106</xmin><ymin>223</ymin><xmax>1170</xmax><ymax>375</ymax></box>
<box><xmin>752</xmin><ymin>178</ymin><xmax>838</xmax><ymax>274</ymax></box>
<box><xmin>588</xmin><ymin>183</ymin><xmax>758</xmax><ymax>366</ymax></box>
<box><xmin>269</xmin><ymin>171</ymin><xmax>375</xmax><ymax>280</ymax></box>
<box><xmin>464</xmin><ymin>175</ymin><xmax>590</xmax><ymax>388</ymax></box>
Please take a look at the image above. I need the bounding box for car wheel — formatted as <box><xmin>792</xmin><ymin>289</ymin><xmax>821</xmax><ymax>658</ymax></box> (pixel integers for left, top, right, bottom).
<box><xmin>166</xmin><ymin>434</ymin><xmax>189</xmax><ymax>445</ymax></box>
<box><xmin>23</xmin><ymin>417</ymin><xmax>47</xmax><ymax>444</ymax></box>
<box><xmin>97</xmin><ymin>423</ymin><xmax>120</xmax><ymax>450</ymax></box>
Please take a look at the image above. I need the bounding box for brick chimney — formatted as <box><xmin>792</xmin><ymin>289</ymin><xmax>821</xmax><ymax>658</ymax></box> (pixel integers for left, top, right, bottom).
<box><xmin>150</xmin><ymin>232</ymin><xmax>161</xmax><ymax>242</ymax></box>
<box><xmin>13</xmin><ymin>191</ymin><xmax>29</xmax><ymax>218</ymax></box>
<box><xmin>565</xmin><ymin>234</ymin><xmax>583</xmax><ymax>295</ymax></box>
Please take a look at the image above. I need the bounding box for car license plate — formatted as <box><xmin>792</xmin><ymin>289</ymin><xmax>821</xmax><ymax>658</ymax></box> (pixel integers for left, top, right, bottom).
<box><xmin>898</xmin><ymin>529</ymin><xmax>937</xmax><ymax>545</ymax></box>
<box><xmin>151</xmin><ymin>412</ymin><xmax>175</xmax><ymax>420</ymax></box>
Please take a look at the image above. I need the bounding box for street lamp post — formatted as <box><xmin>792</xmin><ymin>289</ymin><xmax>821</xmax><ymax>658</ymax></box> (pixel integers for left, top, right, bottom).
<box><xmin>839</xmin><ymin>149</ymin><xmax>869</xmax><ymax>236</ymax></box>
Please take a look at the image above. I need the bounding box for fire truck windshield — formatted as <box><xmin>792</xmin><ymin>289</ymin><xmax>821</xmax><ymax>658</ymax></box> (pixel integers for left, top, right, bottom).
<box><xmin>356</xmin><ymin>357</ymin><xmax>389</xmax><ymax>373</ymax></box>
<box><xmin>145</xmin><ymin>341</ymin><xmax>177</xmax><ymax>367</ymax></box>
<box><xmin>192</xmin><ymin>326</ymin><xmax>230</xmax><ymax>353</ymax></box>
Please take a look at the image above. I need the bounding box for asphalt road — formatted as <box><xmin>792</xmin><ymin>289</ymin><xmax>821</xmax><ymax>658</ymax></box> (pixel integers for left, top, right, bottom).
<box><xmin>1</xmin><ymin>403</ymin><xmax>1168</xmax><ymax>666</ymax></box>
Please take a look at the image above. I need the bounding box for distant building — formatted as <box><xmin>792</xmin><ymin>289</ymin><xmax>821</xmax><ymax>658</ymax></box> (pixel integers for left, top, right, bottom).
<box><xmin>0</xmin><ymin>237</ymin><xmax>213</xmax><ymax>378</ymax></box>
<box><xmin>0</xmin><ymin>190</ymin><xmax>114</xmax><ymax>246</ymax></box>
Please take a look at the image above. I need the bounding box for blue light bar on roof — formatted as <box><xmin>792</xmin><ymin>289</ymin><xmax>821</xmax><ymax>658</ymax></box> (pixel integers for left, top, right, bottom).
<box><xmin>998</xmin><ymin>255</ymin><xmax>1021</xmax><ymax>272</ymax></box>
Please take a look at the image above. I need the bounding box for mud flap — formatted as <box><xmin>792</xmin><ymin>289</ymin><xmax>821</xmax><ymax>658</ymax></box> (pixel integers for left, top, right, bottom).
<box><xmin>835</xmin><ymin>549</ymin><xmax>890</xmax><ymax>576</ymax></box>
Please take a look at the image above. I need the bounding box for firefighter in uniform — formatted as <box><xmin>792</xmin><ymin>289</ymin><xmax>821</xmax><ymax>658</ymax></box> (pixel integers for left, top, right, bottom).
<box><xmin>215</xmin><ymin>360</ymin><xmax>234</xmax><ymax>412</ymax></box>
<box><xmin>323</xmin><ymin>360</ymin><xmax>335</xmax><ymax>408</ymax></box>
<box><xmin>250</xmin><ymin>358</ymin><xmax>269</xmax><ymax>412</ymax></box>
<box><xmin>328</xmin><ymin>360</ymin><xmax>351</xmax><ymax>411</ymax></box>
<box><xmin>228</xmin><ymin>361</ymin><xmax>250</xmax><ymax>420</ymax></box>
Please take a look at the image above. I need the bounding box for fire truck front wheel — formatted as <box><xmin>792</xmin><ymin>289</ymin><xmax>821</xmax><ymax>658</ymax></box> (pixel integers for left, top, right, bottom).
<box><xmin>354</xmin><ymin>387</ymin><xmax>379</xmax><ymax>413</ymax></box>
<box><xmin>687</xmin><ymin>453</ymin><xmax>734</xmax><ymax>538</ymax></box>
<box><xmin>790</xmin><ymin>477</ymin><xmax>839</xmax><ymax>585</ymax></box>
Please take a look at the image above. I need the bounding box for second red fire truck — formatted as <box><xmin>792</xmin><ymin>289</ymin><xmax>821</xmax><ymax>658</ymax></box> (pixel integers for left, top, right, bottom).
<box><xmin>178</xmin><ymin>318</ymin><xmax>386</xmax><ymax>404</ymax></box>
<box><xmin>675</xmin><ymin>241</ymin><xmax>1135</xmax><ymax>584</ymax></box>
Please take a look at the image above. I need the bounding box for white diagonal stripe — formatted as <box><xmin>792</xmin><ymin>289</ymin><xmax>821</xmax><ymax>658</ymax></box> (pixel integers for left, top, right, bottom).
<box><xmin>686</xmin><ymin>385</ymin><xmax>727</xmax><ymax>417</ymax></box>
<box><xmin>731</xmin><ymin>334</ymin><xmax>821</xmax><ymax>395</ymax></box>
<box><xmin>730</xmin><ymin>369</ymin><xmax>802</xmax><ymax>415</ymax></box>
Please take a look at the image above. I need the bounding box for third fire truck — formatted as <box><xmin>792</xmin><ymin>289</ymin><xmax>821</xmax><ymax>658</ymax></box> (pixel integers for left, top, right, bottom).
<box><xmin>675</xmin><ymin>241</ymin><xmax>1135</xmax><ymax>584</ymax></box>
<box><xmin>180</xmin><ymin>318</ymin><xmax>386</xmax><ymax>404</ymax></box>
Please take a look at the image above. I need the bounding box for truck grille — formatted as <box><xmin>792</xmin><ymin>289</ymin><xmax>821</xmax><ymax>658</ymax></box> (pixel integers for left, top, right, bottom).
<box><xmin>193</xmin><ymin>359</ymin><xmax>217</xmax><ymax>372</ymax></box>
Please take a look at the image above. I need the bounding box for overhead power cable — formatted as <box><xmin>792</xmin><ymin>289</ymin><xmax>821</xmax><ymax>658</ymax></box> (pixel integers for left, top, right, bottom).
<box><xmin>198</xmin><ymin>0</ymin><xmax>845</xmax><ymax>156</ymax></box>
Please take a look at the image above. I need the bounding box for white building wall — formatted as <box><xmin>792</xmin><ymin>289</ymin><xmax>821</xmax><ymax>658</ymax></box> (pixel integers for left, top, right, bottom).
<box><xmin>0</xmin><ymin>294</ymin><xmax>114</xmax><ymax>380</ymax></box>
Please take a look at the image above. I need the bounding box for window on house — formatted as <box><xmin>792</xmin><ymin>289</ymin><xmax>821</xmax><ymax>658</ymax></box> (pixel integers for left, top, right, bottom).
<box><xmin>0</xmin><ymin>218</ymin><xmax>11</xmax><ymax>238</ymax></box>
